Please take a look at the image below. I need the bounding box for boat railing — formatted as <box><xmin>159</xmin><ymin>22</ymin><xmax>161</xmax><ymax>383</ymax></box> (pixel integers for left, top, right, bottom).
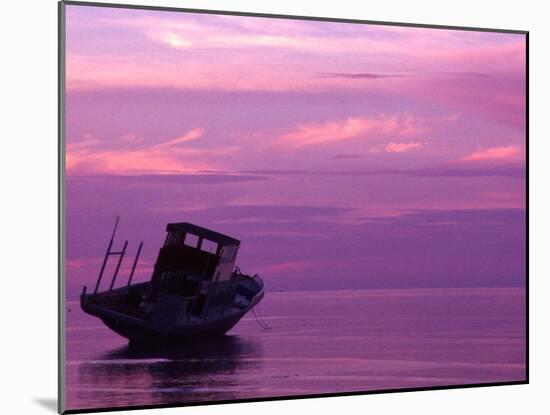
<box><xmin>92</xmin><ymin>217</ymin><xmax>144</xmax><ymax>295</ymax></box>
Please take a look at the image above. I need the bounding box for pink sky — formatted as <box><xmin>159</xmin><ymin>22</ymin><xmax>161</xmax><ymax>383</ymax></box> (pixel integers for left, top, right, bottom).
<box><xmin>65</xmin><ymin>5</ymin><xmax>526</xmax><ymax>297</ymax></box>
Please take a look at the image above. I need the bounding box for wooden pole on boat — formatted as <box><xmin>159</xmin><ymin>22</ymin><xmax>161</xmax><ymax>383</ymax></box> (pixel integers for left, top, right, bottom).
<box><xmin>109</xmin><ymin>240</ymin><xmax>128</xmax><ymax>291</ymax></box>
<box><xmin>127</xmin><ymin>241</ymin><xmax>143</xmax><ymax>287</ymax></box>
<box><xmin>94</xmin><ymin>216</ymin><xmax>120</xmax><ymax>294</ymax></box>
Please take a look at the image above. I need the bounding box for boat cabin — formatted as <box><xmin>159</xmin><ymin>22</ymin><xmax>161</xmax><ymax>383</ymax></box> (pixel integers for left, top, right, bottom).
<box><xmin>151</xmin><ymin>222</ymin><xmax>240</xmax><ymax>293</ymax></box>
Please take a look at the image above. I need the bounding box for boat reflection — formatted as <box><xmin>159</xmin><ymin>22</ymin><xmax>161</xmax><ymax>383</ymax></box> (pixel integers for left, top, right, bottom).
<box><xmin>75</xmin><ymin>335</ymin><xmax>262</xmax><ymax>407</ymax></box>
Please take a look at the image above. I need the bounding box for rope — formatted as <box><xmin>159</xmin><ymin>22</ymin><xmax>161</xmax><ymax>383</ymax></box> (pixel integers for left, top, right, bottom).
<box><xmin>251</xmin><ymin>305</ymin><xmax>271</xmax><ymax>330</ymax></box>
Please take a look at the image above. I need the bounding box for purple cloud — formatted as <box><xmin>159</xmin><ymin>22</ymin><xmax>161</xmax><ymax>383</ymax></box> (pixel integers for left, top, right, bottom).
<box><xmin>317</xmin><ymin>72</ymin><xmax>404</xmax><ymax>79</ymax></box>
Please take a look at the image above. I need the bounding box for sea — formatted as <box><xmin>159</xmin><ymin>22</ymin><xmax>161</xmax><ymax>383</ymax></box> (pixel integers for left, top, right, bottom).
<box><xmin>65</xmin><ymin>287</ymin><xmax>526</xmax><ymax>411</ymax></box>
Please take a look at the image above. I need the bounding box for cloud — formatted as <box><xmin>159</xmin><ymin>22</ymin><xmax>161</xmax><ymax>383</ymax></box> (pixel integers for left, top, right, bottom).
<box><xmin>398</xmin><ymin>164</ymin><xmax>525</xmax><ymax>178</ymax></box>
<box><xmin>68</xmin><ymin>173</ymin><xmax>268</xmax><ymax>185</ymax></box>
<box><xmin>239</xmin><ymin>163</ymin><xmax>525</xmax><ymax>178</ymax></box>
<box><xmin>389</xmin><ymin>207</ymin><xmax>526</xmax><ymax>227</ymax></box>
<box><xmin>318</xmin><ymin>72</ymin><xmax>402</xmax><ymax>80</ymax></box>
<box><xmin>66</xmin><ymin>128</ymin><xmax>215</xmax><ymax>175</ymax></box>
<box><xmin>448</xmin><ymin>71</ymin><xmax>489</xmax><ymax>78</ymax></box>
<box><xmin>385</xmin><ymin>141</ymin><xmax>426</xmax><ymax>153</ymax></box>
<box><xmin>255</xmin><ymin>260</ymin><xmax>322</xmax><ymax>275</ymax></box>
<box><xmin>331</xmin><ymin>154</ymin><xmax>362</xmax><ymax>160</ymax></box>
<box><xmin>116</xmin><ymin>133</ymin><xmax>138</xmax><ymax>143</ymax></box>
<box><xmin>149</xmin><ymin>24</ymin><xmax>303</xmax><ymax>51</ymax></box>
<box><xmin>66</xmin><ymin>4</ymin><xmax>526</xmax><ymax>131</ymax></box>
<box><xmin>181</xmin><ymin>204</ymin><xmax>353</xmax><ymax>223</ymax></box>
<box><xmin>155</xmin><ymin>128</ymin><xmax>204</xmax><ymax>148</ymax></box>
<box><xmin>461</xmin><ymin>145</ymin><xmax>522</xmax><ymax>162</ymax></box>
<box><xmin>159</xmin><ymin>32</ymin><xmax>193</xmax><ymax>48</ymax></box>
<box><xmin>276</xmin><ymin>114</ymin><xmax>425</xmax><ymax>147</ymax></box>
<box><xmin>67</xmin><ymin>147</ymin><xmax>210</xmax><ymax>174</ymax></box>
<box><xmin>66</xmin><ymin>137</ymin><xmax>99</xmax><ymax>152</ymax></box>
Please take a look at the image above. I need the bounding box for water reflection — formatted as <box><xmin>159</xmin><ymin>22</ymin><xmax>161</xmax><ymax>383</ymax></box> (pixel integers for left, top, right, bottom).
<box><xmin>75</xmin><ymin>336</ymin><xmax>262</xmax><ymax>408</ymax></box>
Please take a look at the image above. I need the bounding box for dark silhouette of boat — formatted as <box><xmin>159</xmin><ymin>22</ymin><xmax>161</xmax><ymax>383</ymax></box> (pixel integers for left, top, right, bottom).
<box><xmin>80</xmin><ymin>218</ymin><xmax>264</xmax><ymax>343</ymax></box>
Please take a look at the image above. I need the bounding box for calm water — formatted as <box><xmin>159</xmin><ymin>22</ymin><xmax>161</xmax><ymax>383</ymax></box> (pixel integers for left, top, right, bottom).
<box><xmin>65</xmin><ymin>288</ymin><xmax>525</xmax><ymax>411</ymax></box>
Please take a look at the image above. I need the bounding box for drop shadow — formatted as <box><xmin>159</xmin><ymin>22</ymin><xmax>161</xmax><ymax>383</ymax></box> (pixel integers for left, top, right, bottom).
<box><xmin>33</xmin><ymin>398</ymin><xmax>57</xmax><ymax>413</ymax></box>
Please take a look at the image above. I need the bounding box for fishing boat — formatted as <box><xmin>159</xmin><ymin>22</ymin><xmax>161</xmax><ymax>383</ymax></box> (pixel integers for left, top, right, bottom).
<box><xmin>80</xmin><ymin>218</ymin><xmax>264</xmax><ymax>343</ymax></box>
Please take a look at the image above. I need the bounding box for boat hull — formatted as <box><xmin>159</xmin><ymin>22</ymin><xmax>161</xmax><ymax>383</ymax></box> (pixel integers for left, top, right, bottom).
<box><xmin>81</xmin><ymin>278</ymin><xmax>264</xmax><ymax>344</ymax></box>
<box><xmin>100</xmin><ymin>309</ymin><xmax>248</xmax><ymax>344</ymax></box>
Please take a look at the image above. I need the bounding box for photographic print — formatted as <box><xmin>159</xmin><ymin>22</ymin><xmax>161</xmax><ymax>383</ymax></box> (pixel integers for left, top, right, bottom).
<box><xmin>60</xmin><ymin>1</ymin><xmax>527</xmax><ymax>413</ymax></box>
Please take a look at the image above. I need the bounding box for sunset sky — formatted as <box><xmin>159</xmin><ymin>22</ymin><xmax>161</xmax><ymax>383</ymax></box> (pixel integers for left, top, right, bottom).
<box><xmin>65</xmin><ymin>5</ymin><xmax>526</xmax><ymax>297</ymax></box>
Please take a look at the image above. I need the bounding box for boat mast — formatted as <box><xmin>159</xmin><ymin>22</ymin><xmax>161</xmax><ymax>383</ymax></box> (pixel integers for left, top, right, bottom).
<box><xmin>109</xmin><ymin>240</ymin><xmax>128</xmax><ymax>291</ymax></box>
<box><xmin>94</xmin><ymin>216</ymin><xmax>127</xmax><ymax>294</ymax></box>
<box><xmin>127</xmin><ymin>241</ymin><xmax>144</xmax><ymax>287</ymax></box>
